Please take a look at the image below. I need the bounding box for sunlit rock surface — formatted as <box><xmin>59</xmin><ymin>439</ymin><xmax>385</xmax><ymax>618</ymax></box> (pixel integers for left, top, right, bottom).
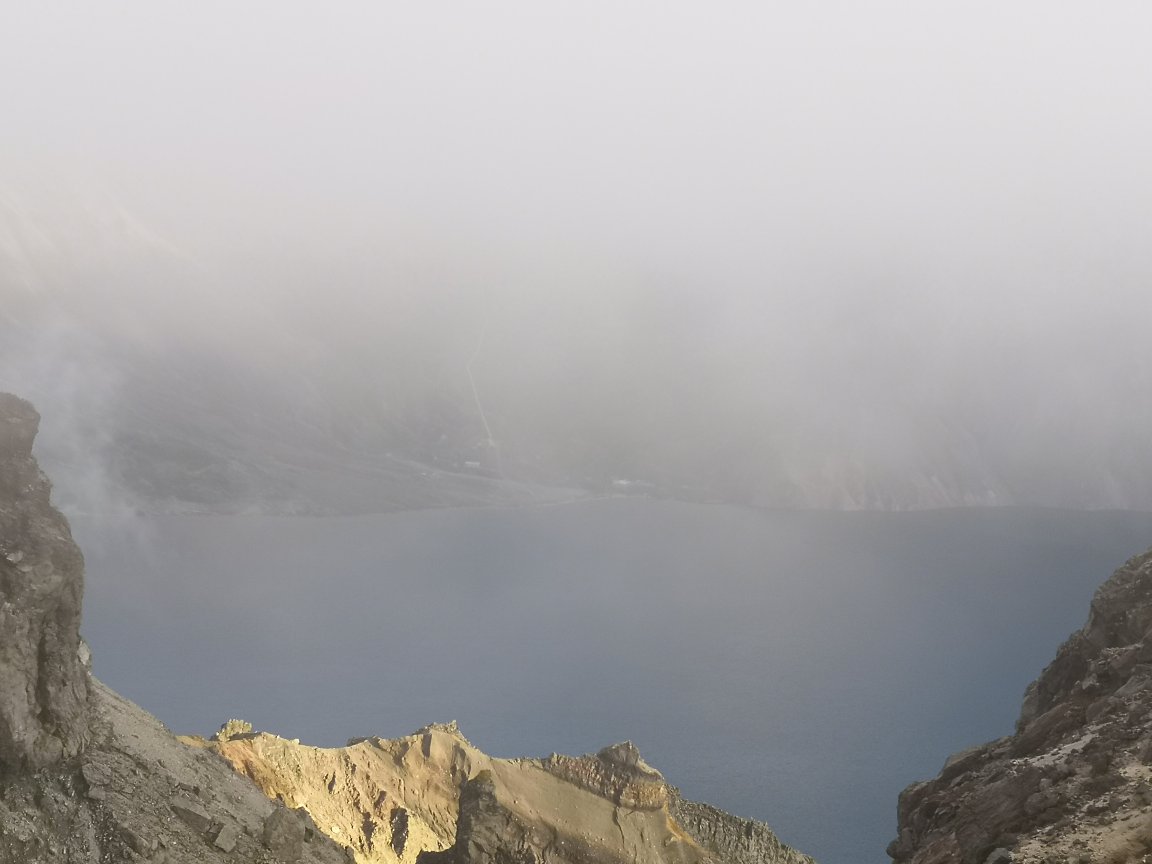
<box><xmin>199</xmin><ymin>725</ymin><xmax>815</xmax><ymax>864</ymax></box>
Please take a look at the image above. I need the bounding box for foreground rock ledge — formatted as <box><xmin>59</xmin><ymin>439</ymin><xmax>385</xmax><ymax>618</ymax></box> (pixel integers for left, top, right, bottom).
<box><xmin>891</xmin><ymin>547</ymin><xmax>1152</xmax><ymax>864</ymax></box>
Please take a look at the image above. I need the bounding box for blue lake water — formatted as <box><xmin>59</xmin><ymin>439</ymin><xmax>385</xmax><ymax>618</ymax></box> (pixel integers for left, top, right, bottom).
<box><xmin>73</xmin><ymin>501</ymin><xmax>1152</xmax><ymax>864</ymax></box>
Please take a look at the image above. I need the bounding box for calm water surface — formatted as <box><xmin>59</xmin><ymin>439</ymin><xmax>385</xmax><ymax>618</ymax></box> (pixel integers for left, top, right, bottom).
<box><xmin>74</xmin><ymin>501</ymin><xmax>1152</xmax><ymax>864</ymax></box>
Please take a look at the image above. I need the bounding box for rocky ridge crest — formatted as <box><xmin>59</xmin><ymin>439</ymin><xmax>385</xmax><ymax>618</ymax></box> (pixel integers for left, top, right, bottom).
<box><xmin>198</xmin><ymin>724</ymin><xmax>815</xmax><ymax>864</ymax></box>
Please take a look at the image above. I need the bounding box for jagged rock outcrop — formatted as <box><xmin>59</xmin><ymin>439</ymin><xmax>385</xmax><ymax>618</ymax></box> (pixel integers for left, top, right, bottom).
<box><xmin>891</xmin><ymin>547</ymin><xmax>1152</xmax><ymax>864</ymax></box>
<box><xmin>0</xmin><ymin>392</ymin><xmax>89</xmax><ymax>772</ymax></box>
<box><xmin>670</xmin><ymin>795</ymin><xmax>817</xmax><ymax>864</ymax></box>
<box><xmin>200</xmin><ymin>725</ymin><xmax>814</xmax><ymax>864</ymax></box>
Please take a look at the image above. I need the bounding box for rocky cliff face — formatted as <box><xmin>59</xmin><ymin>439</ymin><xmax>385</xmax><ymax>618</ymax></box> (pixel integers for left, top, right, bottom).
<box><xmin>891</xmin><ymin>548</ymin><xmax>1152</xmax><ymax>864</ymax></box>
<box><xmin>199</xmin><ymin>726</ymin><xmax>814</xmax><ymax>864</ymax></box>
<box><xmin>0</xmin><ymin>392</ymin><xmax>89</xmax><ymax>772</ymax></box>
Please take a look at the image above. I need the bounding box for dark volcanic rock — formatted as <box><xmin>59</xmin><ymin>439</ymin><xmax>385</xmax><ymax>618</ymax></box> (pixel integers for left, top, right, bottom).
<box><xmin>0</xmin><ymin>392</ymin><xmax>90</xmax><ymax>773</ymax></box>
<box><xmin>891</xmin><ymin>547</ymin><xmax>1152</xmax><ymax>864</ymax></box>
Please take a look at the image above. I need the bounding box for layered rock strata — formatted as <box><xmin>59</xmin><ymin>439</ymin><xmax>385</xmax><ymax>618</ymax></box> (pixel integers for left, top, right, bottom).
<box><xmin>201</xmin><ymin>726</ymin><xmax>814</xmax><ymax>864</ymax></box>
<box><xmin>891</xmin><ymin>547</ymin><xmax>1152</xmax><ymax>864</ymax></box>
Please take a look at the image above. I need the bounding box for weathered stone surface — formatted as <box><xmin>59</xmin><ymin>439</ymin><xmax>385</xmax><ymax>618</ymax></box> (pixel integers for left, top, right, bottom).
<box><xmin>120</xmin><ymin>822</ymin><xmax>157</xmax><ymax>856</ymax></box>
<box><xmin>0</xmin><ymin>392</ymin><xmax>90</xmax><ymax>773</ymax></box>
<box><xmin>541</xmin><ymin>740</ymin><xmax>668</xmax><ymax>810</ymax></box>
<box><xmin>671</xmin><ymin>794</ymin><xmax>817</xmax><ymax>864</ymax></box>
<box><xmin>212</xmin><ymin>823</ymin><xmax>239</xmax><ymax>853</ymax></box>
<box><xmin>80</xmin><ymin>759</ymin><xmax>112</xmax><ymax>788</ymax></box>
<box><xmin>0</xmin><ymin>394</ymin><xmax>40</xmax><ymax>458</ymax></box>
<box><xmin>263</xmin><ymin>805</ymin><xmax>306</xmax><ymax>862</ymax></box>
<box><xmin>213</xmin><ymin>718</ymin><xmax>255</xmax><ymax>742</ymax></box>
<box><xmin>891</xmin><ymin>547</ymin><xmax>1152</xmax><ymax>864</ymax></box>
<box><xmin>171</xmin><ymin>795</ymin><xmax>213</xmax><ymax>833</ymax></box>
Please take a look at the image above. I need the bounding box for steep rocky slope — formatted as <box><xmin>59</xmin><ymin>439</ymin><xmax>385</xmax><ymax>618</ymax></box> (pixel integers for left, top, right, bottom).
<box><xmin>195</xmin><ymin>725</ymin><xmax>814</xmax><ymax>864</ymax></box>
<box><xmin>891</xmin><ymin>547</ymin><xmax>1152</xmax><ymax>864</ymax></box>
<box><xmin>0</xmin><ymin>392</ymin><xmax>89</xmax><ymax>771</ymax></box>
<box><xmin>2</xmin><ymin>678</ymin><xmax>351</xmax><ymax>863</ymax></box>
<box><xmin>7</xmin><ymin>193</ymin><xmax>1152</xmax><ymax>516</ymax></box>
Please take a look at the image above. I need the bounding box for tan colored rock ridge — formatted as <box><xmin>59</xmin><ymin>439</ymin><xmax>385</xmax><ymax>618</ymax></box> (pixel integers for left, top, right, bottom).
<box><xmin>197</xmin><ymin>724</ymin><xmax>815</xmax><ymax>864</ymax></box>
<box><xmin>891</xmin><ymin>547</ymin><xmax>1152</xmax><ymax>864</ymax></box>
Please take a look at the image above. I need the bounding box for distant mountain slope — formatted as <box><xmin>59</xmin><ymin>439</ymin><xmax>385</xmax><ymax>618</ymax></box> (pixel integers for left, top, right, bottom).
<box><xmin>4</xmin><ymin>188</ymin><xmax>1152</xmax><ymax>514</ymax></box>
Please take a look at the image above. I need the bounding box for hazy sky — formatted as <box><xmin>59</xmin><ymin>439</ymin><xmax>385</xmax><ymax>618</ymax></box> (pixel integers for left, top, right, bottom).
<box><xmin>4</xmin><ymin>2</ymin><xmax>1152</xmax><ymax>278</ymax></box>
<box><xmin>4</xmin><ymin>3</ymin><xmax>1152</xmax><ymax>509</ymax></box>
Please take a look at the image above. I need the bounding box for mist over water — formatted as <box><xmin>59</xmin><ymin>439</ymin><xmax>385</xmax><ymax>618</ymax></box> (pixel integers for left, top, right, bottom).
<box><xmin>4</xmin><ymin>3</ymin><xmax>1152</xmax><ymax>511</ymax></box>
<box><xmin>75</xmin><ymin>501</ymin><xmax>1152</xmax><ymax>864</ymax></box>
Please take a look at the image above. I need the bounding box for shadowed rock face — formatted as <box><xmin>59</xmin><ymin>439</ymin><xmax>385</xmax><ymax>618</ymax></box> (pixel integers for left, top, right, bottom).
<box><xmin>0</xmin><ymin>392</ymin><xmax>89</xmax><ymax>773</ymax></box>
<box><xmin>890</xmin><ymin>548</ymin><xmax>1152</xmax><ymax>864</ymax></box>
